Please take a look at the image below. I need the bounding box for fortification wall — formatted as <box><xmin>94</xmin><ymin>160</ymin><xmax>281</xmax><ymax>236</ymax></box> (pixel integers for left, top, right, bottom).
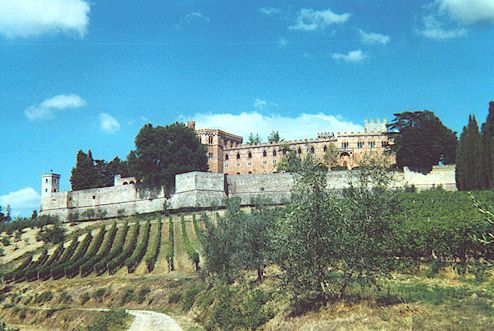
<box><xmin>40</xmin><ymin>166</ymin><xmax>457</xmax><ymax>222</ymax></box>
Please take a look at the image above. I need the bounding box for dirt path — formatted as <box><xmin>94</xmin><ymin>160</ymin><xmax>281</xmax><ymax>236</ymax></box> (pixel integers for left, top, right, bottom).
<box><xmin>127</xmin><ymin>309</ymin><xmax>183</xmax><ymax>331</ymax></box>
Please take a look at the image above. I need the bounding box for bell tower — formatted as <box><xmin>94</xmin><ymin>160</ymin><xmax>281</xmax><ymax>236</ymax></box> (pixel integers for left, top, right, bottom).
<box><xmin>41</xmin><ymin>172</ymin><xmax>61</xmax><ymax>197</ymax></box>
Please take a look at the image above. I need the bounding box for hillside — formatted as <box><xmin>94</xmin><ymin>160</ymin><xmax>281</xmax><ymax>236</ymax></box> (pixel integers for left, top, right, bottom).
<box><xmin>1</xmin><ymin>191</ymin><xmax>494</xmax><ymax>330</ymax></box>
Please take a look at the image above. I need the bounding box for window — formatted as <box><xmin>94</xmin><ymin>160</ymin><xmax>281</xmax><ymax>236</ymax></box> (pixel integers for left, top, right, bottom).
<box><xmin>45</xmin><ymin>189</ymin><xmax>48</xmax><ymax>192</ymax></box>
<box><xmin>248</xmin><ymin>151</ymin><xmax>252</xmax><ymax>159</ymax></box>
<box><xmin>45</xmin><ymin>178</ymin><xmax>48</xmax><ymax>183</ymax></box>
<box><xmin>225</xmin><ymin>163</ymin><xmax>229</xmax><ymax>168</ymax></box>
<box><xmin>236</xmin><ymin>162</ymin><xmax>240</xmax><ymax>167</ymax></box>
<box><xmin>208</xmin><ymin>136</ymin><xmax>213</xmax><ymax>144</ymax></box>
<box><xmin>208</xmin><ymin>152</ymin><xmax>213</xmax><ymax>159</ymax></box>
<box><xmin>263</xmin><ymin>160</ymin><xmax>267</xmax><ymax>164</ymax></box>
<box><xmin>273</xmin><ymin>150</ymin><xmax>277</xmax><ymax>157</ymax></box>
<box><xmin>263</xmin><ymin>150</ymin><xmax>267</xmax><ymax>157</ymax></box>
<box><xmin>236</xmin><ymin>172</ymin><xmax>240</xmax><ymax>175</ymax></box>
<box><xmin>369</xmin><ymin>141</ymin><xmax>376</xmax><ymax>148</ymax></box>
<box><xmin>310</xmin><ymin>146</ymin><xmax>315</xmax><ymax>153</ymax></box>
<box><xmin>236</xmin><ymin>153</ymin><xmax>240</xmax><ymax>160</ymax></box>
<box><xmin>225</xmin><ymin>153</ymin><xmax>229</xmax><ymax>160</ymax></box>
<box><xmin>381</xmin><ymin>141</ymin><xmax>388</xmax><ymax>148</ymax></box>
<box><xmin>248</xmin><ymin>171</ymin><xmax>252</xmax><ymax>174</ymax></box>
<box><xmin>92</xmin><ymin>195</ymin><xmax>96</xmax><ymax>199</ymax></box>
<box><xmin>282</xmin><ymin>149</ymin><xmax>287</xmax><ymax>155</ymax></box>
<box><xmin>341</xmin><ymin>141</ymin><xmax>349</xmax><ymax>149</ymax></box>
<box><xmin>323</xmin><ymin>145</ymin><xmax>328</xmax><ymax>152</ymax></box>
<box><xmin>129</xmin><ymin>181</ymin><xmax>135</xmax><ymax>184</ymax></box>
<box><xmin>248</xmin><ymin>161</ymin><xmax>252</xmax><ymax>166</ymax></box>
<box><xmin>297</xmin><ymin>147</ymin><xmax>302</xmax><ymax>154</ymax></box>
<box><xmin>357</xmin><ymin>141</ymin><xmax>364</xmax><ymax>148</ymax></box>
<box><xmin>273</xmin><ymin>159</ymin><xmax>277</xmax><ymax>164</ymax></box>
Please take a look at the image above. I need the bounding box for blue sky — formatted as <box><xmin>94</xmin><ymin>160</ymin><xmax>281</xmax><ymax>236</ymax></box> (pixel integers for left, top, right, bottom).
<box><xmin>0</xmin><ymin>0</ymin><xmax>493</xmax><ymax>216</ymax></box>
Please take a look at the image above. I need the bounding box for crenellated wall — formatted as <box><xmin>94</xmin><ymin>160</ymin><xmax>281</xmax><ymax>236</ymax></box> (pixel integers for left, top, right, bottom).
<box><xmin>40</xmin><ymin>165</ymin><xmax>457</xmax><ymax>222</ymax></box>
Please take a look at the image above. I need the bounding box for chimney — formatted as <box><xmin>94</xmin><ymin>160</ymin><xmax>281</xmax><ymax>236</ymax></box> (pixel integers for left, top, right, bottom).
<box><xmin>187</xmin><ymin>121</ymin><xmax>196</xmax><ymax>130</ymax></box>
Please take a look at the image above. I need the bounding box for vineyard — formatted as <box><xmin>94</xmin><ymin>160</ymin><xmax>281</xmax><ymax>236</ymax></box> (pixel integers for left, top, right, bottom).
<box><xmin>2</xmin><ymin>214</ymin><xmax>207</xmax><ymax>283</ymax></box>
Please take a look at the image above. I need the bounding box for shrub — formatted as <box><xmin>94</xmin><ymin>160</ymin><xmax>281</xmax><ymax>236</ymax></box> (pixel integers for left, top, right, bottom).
<box><xmin>33</xmin><ymin>290</ymin><xmax>53</xmax><ymax>304</ymax></box>
<box><xmin>136</xmin><ymin>287</ymin><xmax>150</xmax><ymax>304</ymax></box>
<box><xmin>84</xmin><ymin>309</ymin><xmax>129</xmax><ymax>331</ymax></box>
<box><xmin>144</xmin><ymin>218</ymin><xmax>162</xmax><ymax>272</ymax></box>
<box><xmin>36</xmin><ymin>222</ymin><xmax>66</xmax><ymax>244</ymax></box>
<box><xmin>80</xmin><ymin>292</ymin><xmax>90</xmax><ymax>305</ymax></box>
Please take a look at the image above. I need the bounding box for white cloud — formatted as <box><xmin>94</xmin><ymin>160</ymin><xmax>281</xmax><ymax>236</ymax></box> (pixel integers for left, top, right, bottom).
<box><xmin>331</xmin><ymin>50</ymin><xmax>366</xmax><ymax>63</ymax></box>
<box><xmin>253</xmin><ymin>99</ymin><xmax>278</xmax><ymax>110</ymax></box>
<box><xmin>0</xmin><ymin>0</ymin><xmax>90</xmax><ymax>38</ymax></box>
<box><xmin>277</xmin><ymin>38</ymin><xmax>288</xmax><ymax>48</ymax></box>
<box><xmin>358</xmin><ymin>29</ymin><xmax>390</xmax><ymax>45</ymax></box>
<box><xmin>99</xmin><ymin>113</ymin><xmax>121</xmax><ymax>133</ymax></box>
<box><xmin>437</xmin><ymin>0</ymin><xmax>494</xmax><ymax>25</ymax></box>
<box><xmin>0</xmin><ymin>187</ymin><xmax>40</xmax><ymax>214</ymax></box>
<box><xmin>179</xmin><ymin>12</ymin><xmax>210</xmax><ymax>25</ymax></box>
<box><xmin>191</xmin><ymin>112</ymin><xmax>363</xmax><ymax>140</ymax></box>
<box><xmin>419</xmin><ymin>15</ymin><xmax>467</xmax><ymax>40</ymax></box>
<box><xmin>260</xmin><ymin>7</ymin><xmax>282</xmax><ymax>16</ymax></box>
<box><xmin>25</xmin><ymin>94</ymin><xmax>86</xmax><ymax>121</ymax></box>
<box><xmin>289</xmin><ymin>8</ymin><xmax>351</xmax><ymax>31</ymax></box>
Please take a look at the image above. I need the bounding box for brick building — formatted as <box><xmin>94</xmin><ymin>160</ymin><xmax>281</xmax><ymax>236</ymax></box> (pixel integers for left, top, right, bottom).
<box><xmin>188</xmin><ymin>119</ymin><xmax>394</xmax><ymax>175</ymax></box>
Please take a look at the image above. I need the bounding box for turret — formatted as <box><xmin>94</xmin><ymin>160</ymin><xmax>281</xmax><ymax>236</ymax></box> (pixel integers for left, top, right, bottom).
<box><xmin>41</xmin><ymin>172</ymin><xmax>60</xmax><ymax>197</ymax></box>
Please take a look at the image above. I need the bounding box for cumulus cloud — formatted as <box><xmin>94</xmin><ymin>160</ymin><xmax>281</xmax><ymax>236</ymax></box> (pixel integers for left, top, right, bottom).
<box><xmin>0</xmin><ymin>0</ymin><xmax>90</xmax><ymax>38</ymax></box>
<box><xmin>289</xmin><ymin>8</ymin><xmax>351</xmax><ymax>31</ymax></box>
<box><xmin>178</xmin><ymin>12</ymin><xmax>210</xmax><ymax>26</ymax></box>
<box><xmin>358</xmin><ymin>29</ymin><xmax>390</xmax><ymax>45</ymax></box>
<box><xmin>331</xmin><ymin>50</ymin><xmax>366</xmax><ymax>63</ymax></box>
<box><xmin>437</xmin><ymin>0</ymin><xmax>494</xmax><ymax>25</ymax></box>
<box><xmin>260</xmin><ymin>7</ymin><xmax>282</xmax><ymax>16</ymax></box>
<box><xmin>99</xmin><ymin>113</ymin><xmax>121</xmax><ymax>133</ymax></box>
<box><xmin>191</xmin><ymin>112</ymin><xmax>363</xmax><ymax>140</ymax></box>
<box><xmin>25</xmin><ymin>94</ymin><xmax>86</xmax><ymax>121</ymax></box>
<box><xmin>418</xmin><ymin>0</ymin><xmax>493</xmax><ymax>40</ymax></box>
<box><xmin>419</xmin><ymin>15</ymin><xmax>467</xmax><ymax>40</ymax></box>
<box><xmin>0</xmin><ymin>187</ymin><xmax>40</xmax><ymax>215</ymax></box>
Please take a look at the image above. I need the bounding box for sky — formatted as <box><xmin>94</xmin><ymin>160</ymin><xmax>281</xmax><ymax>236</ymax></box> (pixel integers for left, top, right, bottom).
<box><xmin>0</xmin><ymin>0</ymin><xmax>493</xmax><ymax>216</ymax></box>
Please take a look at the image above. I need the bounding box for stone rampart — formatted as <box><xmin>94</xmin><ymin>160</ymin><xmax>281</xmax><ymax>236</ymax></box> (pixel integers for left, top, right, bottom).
<box><xmin>40</xmin><ymin>165</ymin><xmax>457</xmax><ymax>222</ymax></box>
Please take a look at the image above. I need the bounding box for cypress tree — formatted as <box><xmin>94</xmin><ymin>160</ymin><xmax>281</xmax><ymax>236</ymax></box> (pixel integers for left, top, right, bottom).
<box><xmin>70</xmin><ymin>150</ymin><xmax>100</xmax><ymax>191</ymax></box>
<box><xmin>480</xmin><ymin>102</ymin><xmax>494</xmax><ymax>189</ymax></box>
<box><xmin>465</xmin><ymin>115</ymin><xmax>481</xmax><ymax>190</ymax></box>
<box><xmin>456</xmin><ymin>125</ymin><xmax>467</xmax><ymax>190</ymax></box>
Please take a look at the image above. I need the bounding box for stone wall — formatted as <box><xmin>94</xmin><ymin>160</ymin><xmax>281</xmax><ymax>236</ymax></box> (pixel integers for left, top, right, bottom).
<box><xmin>40</xmin><ymin>166</ymin><xmax>457</xmax><ymax>222</ymax></box>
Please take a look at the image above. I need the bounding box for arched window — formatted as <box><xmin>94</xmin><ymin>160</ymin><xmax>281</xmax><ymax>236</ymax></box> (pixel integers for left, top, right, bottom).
<box><xmin>310</xmin><ymin>146</ymin><xmax>315</xmax><ymax>153</ymax></box>
<box><xmin>323</xmin><ymin>145</ymin><xmax>328</xmax><ymax>152</ymax></box>
<box><xmin>123</xmin><ymin>182</ymin><xmax>128</xmax><ymax>185</ymax></box>
<box><xmin>225</xmin><ymin>153</ymin><xmax>229</xmax><ymax>160</ymax></box>
<box><xmin>297</xmin><ymin>147</ymin><xmax>302</xmax><ymax>154</ymax></box>
<box><xmin>381</xmin><ymin>141</ymin><xmax>388</xmax><ymax>148</ymax></box>
<box><xmin>273</xmin><ymin>149</ymin><xmax>277</xmax><ymax>157</ymax></box>
<box><xmin>236</xmin><ymin>153</ymin><xmax>240</xmax><ymax>160</ymax></box>
<box><xmin>263</xmin><ymin>150</ymin><xmax>267</xmax><ymax>157</ymax></box>
<box><xmin>208</xmin><ymin>136</ymin><xmax>213</xmax><ymax>144</ymax></box>
<box><xmin>129</xmin><ymin>181</ymin><xmax>135</xmax><ymax>185</ymax></box>
<box><xmin>341</xmin><ymin>141</ymin><xmax>349</xmax><ymax>149</ymax></box>
<box><xmin>357</xmin><ymin>141</ymin><xmax>364</xmax><ymax>148</ymax></box>
<box><xmin>369</xmin><ymin>141</ymin><xmax>376</xmax><ymax>148</ymax></box>
<box><xmin>248</xmin><ymin>151</ymin><xmax>252</xmax><ymax>159</ymax></box>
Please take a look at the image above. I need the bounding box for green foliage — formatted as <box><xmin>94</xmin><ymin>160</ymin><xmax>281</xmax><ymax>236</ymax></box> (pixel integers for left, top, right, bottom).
<box><xmin>33</xmin><ymin>290</ymin><xmax>53</xmax><ymax>304</ymax></box>
<box><xmin>71</xmin><ymin>150</ymin><xmax>129</xmax><ymax>191</ymax></box>
<box><xmin>125</xmin><ymin>220</ymin><xmax>151</xmax><ymax>273</ymax></box>
<box><xmin>387</xmin><ymin>110</ymin><xmax>457</xmax><ymax>172</ymax></box>
<box><xmin>135</xmin><ymin>287</ymin><xmax>151</xmax><ymax>304</ymax></box>
<box><xmin>36</xmin><ymin>222</ymin><xmax>66</xmax><ymax>244</ymax></box>
<box><xmin>144</xmin><ymin>218</ymin><xmax>162</xmax><ymax>272</ymax></box>
<box><xmin>94</xmin><ymin>222</ymin><xmax>128</xmax><ymax>275</ymax></box>
<box><xmin>1</xmin><ymin>236</ymin><xmax>11</xmax><ymax>246</ymax></box>
<box><xmin>456</xmin><ymin>115</ymin><xmax>482</xmax><ymax>190</ymax></box>
<box><xmin>127</xmin><ymin>122</ymin><xmax>208</xmax><ymax>188</ymax></box>
<box><xmin>268</xmin><ymin>130</ymin><xmax>282</xmax><ymax>143</ymax></box>
<box><xmin>481</xmin><ymin>101</ymin><xmax>494</xmax><ymax>189</ymax></box>
<box><xmin>80</xmin><ymin>291</ymin><xmax>91</xmax><ymax>305</ymax></box>
<box><xmin>248</xmin><ymin>132</ymin><xmax>261</xmax><ymax>144</ymax></box>
<box><xmin>166</xmin><ymin>217</ymin><xmax>174</xmax><ymax>272</ymax></box>
<box><xmin>108</xmin><ymin>222</ymin><xmax>140</xmax><ymax>274</ymax></box>
<box><xmin>181</xmin><ymin>215</ymin><xmax>200</xmax><ymax>270</ymax></box>
<box><xmin>195</xmin><ymin>284</ymin><xmax>273</xmax><ymax>331</ymax></box>
<box><xmin>276</xmin><ymin>146</ymin><xmax>301</xmax><ymax>173</ymax></box>
<box><xmin>276</xmin><ymin>155</ymin><xmax>401</xmax><ymax>299</ymax></box>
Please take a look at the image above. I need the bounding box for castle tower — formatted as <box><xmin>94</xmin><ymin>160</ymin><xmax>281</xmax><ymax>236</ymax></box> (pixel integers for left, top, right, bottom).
<box><xmin>41</xmin><ymin>173</ymin><xmax>60</xmax><ymax>197</ymax></box>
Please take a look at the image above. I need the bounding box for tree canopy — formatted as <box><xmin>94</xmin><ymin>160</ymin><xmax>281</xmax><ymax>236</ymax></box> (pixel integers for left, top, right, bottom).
<box><xmin>70</xmin><ymin>151</ymin><xmax>129</xmax><ymax>191</ymax></box>
<box><xmin>127</xmin><ymin>122</ymin><xmax>208</xmax><ymax>188</ymax></box>
<box><xmin>387</xmin><ymin>111</ymin><xmax>457</xmax><ymax>172</ymax></box>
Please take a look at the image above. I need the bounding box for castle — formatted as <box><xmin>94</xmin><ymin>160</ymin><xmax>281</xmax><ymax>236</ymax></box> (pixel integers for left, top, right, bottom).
<box><xmin>39</xmin><ymin>119</ymin><xmax>456</xmax><ymax>222</ymax></box>
<box><xmin>191</xmin><ymin>118</ymin><xmax>394</xmax><ymax>174</ymax></box>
